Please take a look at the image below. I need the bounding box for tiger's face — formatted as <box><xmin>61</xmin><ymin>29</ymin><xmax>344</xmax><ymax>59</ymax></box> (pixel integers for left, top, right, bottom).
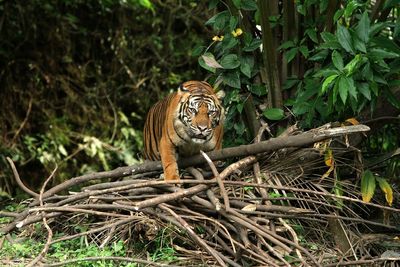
<box><xmin>175</xmin><ymin>82</ymin><xmax>224</xmax><ymax>145</ymax></box>
<box><xmin>180</xmin><ymin>94</ymin><xmax>223</xmax><ymax>144</ymax></box>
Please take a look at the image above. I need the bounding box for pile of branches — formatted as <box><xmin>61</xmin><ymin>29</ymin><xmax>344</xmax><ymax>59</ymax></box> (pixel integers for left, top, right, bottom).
<box><xmin>1</xmin><ymin>124</ymin><xmax>399</xmax><ymax>266</ymax></box>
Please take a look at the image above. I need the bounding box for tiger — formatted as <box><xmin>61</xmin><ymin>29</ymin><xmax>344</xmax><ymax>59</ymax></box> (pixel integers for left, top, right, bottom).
<box><xmin>143</xmin><ymin>80</ymin><xmax>225</xmax><ymax>181</ymax></box>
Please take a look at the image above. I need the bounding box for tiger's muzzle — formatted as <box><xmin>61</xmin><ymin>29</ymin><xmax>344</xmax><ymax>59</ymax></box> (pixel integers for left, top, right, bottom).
<box><xmin>190</xmin><ymin>126</ymin><xmax>213</xmax><ymax>143</ymax></box>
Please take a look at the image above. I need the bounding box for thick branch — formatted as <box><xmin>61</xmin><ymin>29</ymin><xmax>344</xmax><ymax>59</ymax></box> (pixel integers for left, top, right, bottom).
<box><xmin>12</xmin><ymin>125</ymin><xmax>369</xmax><ymax>206</ymax></box>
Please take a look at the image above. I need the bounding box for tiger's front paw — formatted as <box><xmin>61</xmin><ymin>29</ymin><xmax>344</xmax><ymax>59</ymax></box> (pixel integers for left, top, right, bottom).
<box><xmin>164</xmin><ymin>173</ymin><xmax>180</xmax><ymax>182</ymax></box>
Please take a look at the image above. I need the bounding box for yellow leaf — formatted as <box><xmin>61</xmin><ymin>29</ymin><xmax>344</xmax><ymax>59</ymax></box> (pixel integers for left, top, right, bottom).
<box><xmin>361</xmin><ymin>170</ymin><xmax>376</xmax><ymax>203</ymax></box>
<box><xmin>376</xmin><ymin>177</ymin><xmax>393</xmax><ymax>206</ymax></box>
<box><xmin>320</xmin><ymin>149</ymin><xmax>334</xmax><ymax>180</ymax></box>
<box><xmin>324</xmin><ymin>148</ymin><xmax>334</xmax><ymax>167</ymax></box>
<box><xmin>321</xmin><ymin>164</ymin><xmax>334</xmax><ymax>180</ymax></box>
<box><xmin>345</xmin><ymin>118</ymin><xmax>359</xmax><ymax>125</ymax></box>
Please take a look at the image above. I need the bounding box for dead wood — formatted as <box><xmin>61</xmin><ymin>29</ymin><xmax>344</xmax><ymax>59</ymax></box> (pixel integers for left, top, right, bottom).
<box><xmin>7</xmin><ymin>124</ymin><xmax>368</xmax><ymax>205</ymax></box>
<box><xmin>2</xmin><ymin>123</ymin><xmax>399</xmax><ymax>266</ymax></box>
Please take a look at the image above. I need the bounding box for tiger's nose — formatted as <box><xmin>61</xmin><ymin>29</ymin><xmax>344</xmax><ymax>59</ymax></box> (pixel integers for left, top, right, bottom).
<box><xmin>198</xmin><ymin>125</ymin><xmax>208</xmax><ymax>132</ymax></box>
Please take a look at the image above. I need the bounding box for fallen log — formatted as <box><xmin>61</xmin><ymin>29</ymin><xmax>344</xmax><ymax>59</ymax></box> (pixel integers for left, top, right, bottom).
<box><xmin>8</xmin><ymin>124</ymin><xmax>371</xmax><ymax>204</ymax></box>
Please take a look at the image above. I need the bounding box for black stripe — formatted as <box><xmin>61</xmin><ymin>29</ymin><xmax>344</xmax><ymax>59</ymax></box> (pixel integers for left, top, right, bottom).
<box><xmin>167</xmin><ymin>130</ymin><xmax>179</xmax><ymax>147</ymax></box>
<box><xmin>174</xmin><ymin>124</ymin><xmax>187</xmax><ymax>142</ymax></box>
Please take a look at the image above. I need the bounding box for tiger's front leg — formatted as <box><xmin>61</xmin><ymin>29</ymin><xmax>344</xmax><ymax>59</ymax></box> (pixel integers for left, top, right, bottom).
<box><xmin>159</xmin><ymin>136</ymin><xmax>180</xmax><ymax>181</ymax></box>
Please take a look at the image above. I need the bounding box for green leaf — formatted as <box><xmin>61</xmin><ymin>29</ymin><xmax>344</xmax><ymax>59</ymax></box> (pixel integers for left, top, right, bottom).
<box><xmin>375</xmin><ymin>75</ymin><xmax>388</xmax><ymax>85</ymax></box>
<box><xmin>221</xmin><ymin>35</ymin><xmax>239</xmax><ymax>50</ymax></box>
<box><xmin>332</xmin><ymin>50</ymin><xmax>344</xmax><ymax>71</ymax></box>
<box><xmin>355</xmin><ymin>11</ymin><xmax>370</xmax><ymax>43</ymax></box>
<box><xmin>344</xmin><ymin>1</ymin><xmax>360</xmax><ymax>18</ymax></box>
<box><xmin>338</xmin><ymin>76</ymin><xmax>349</xmax><ymax>104</ymax></box>
<box><xmin>370</xmin><ymin>82</ymin><xmax>378</xmax><ymax>96</ymax></box>
<box><xmin>361</xmin><ymin>170</ymin><xmax>376</xmax><ymax>203</ymax></box>
<box><xmin>243</xmin><ymin>38</ymin><xmax>262</xmax><ymax>51</ymax></box>
<box><xmin>358</xmin><ymin>83</ymin><xmax>371</xmax><ymax>100</ymax></box>
<box><xmin>240</xmin><ymin>62</ymin><xmax>251</xmax><ymax>78</ymax></box>
<box><xmin>299</xmin><ymin>46</ymin><xmax>309</xmax><ymax>58</ymax></box>
<box><xmin>249</xmin><ymin>84</ymin><xmax>267</xmax><ymax>96</ymax></box>
<box><xmin>309</xmin><ymin>49</ymin><xmax>329</xmax><ymax>61</ymax></box>
<box><xmin>337</xmin><ymin>24</ymin><xmax>354</xmax><ymax>54</ymax></box>
<box><xmin>240</xmin><ymin>56</ymin><xmax>253</xmax><ymax>78</ymax></box>
<box><xmin>321</xmin><ymin>32</ymin><xmax>337</xmax><ymax>43</ymax></box>
<box><xmin>278</xmin><ymin>40</ymin><xmax>295</xmax><ymax>50</ymax></box>
<box><xmin>192</xmin><ymin>45</ymin><xmax>205</xmax><ymax>57</ymax></box>
<box><xmin>369</xmin><ymin>48</ymin><xmax>400</xmax><ymax>59</ymax></box>
<box><xmin>240</xmin><ymin>0</ymin><xmax>257</xmax><ymax>11</ymax></box>
<box><xmin>286</xmin><ymin>47</ymin><xmax>298</xmax><ymax>63</ymax></box>
<box><xmin>236</xmin><ymin>102</ymin><xmax>244</xmax><ymax>113</ymax></box>
<box><xmin>263</xmin><ymin>108</ymin><xmax>285</xmax><ymax>120</ymax></box>
<box><xmin>395</xmin><ymin>15</ymin><xmax>400</xmax><ymax>38</ymax></box>
<box><xmin>292</xmin><ymin>102</ymin><xmax>311</xmax><ymax>116</ymax></box>
<box><xmin>353</xmin><ymin>35</ymin><xmax>367</xmax><ymax>53</ymax></box>
<box><xmin>361</xmin><ymin>61</ymin><xmax>373</xmax><ymax>81</ymax></box>
<box><xmin>383</xmin><ymin>87</ymin><xmax>400</xmax><ymax>109</ymax></box>
<box><xmin>220</xmin><ymin>54</ymin><xmax>240</xmax><ymax>69</ymax></box>
<box><xmin>283</xmin><ymin>78</ymin><xmax>299</xmax><ymax>90</ymax></box>
<box><xmin>222</xmin><ymin>71</ymin><xmax>241</xmax><ymax>88</ymax></box>
<box><xmin>320</xmin><ymin>0</ymin><xmax>329</xmax><ymax>13</ymax></box>
<box><xmin>370</xmin><ymin>22</ymin><xmax>388</xmax><ymax>37</ymax></box>
<box><xmin>371</xmin><ymin>36</ymin><xmax>400</xmax><ymax>55</ymax></box>
<box><xmin>320</xmin><ymin>31</ymin><xmax>342</xmax><ymax>50</ymax></box>
<box><xmin>346</xmin><ymin>76</ymin><xmax>357</xmax><ymax>100</ymax></box>
<box><xmin>305</xmin><ymin>28</ymin><xmax>318</xmax><ymax>43</ymax></box>
<box><xmin>206</xmin><ymin>11</ymin><xmax>230</xmax><ymax>30</ymax></box>
<box><xmin>376</xmin><ymin>177</ymin><xmax>393</xmax><ymax>206</ymax></box>
<box><xmin>229</xmin><ymin>16</ymin><xmax>239</xmax><ymax>31</ymax></box>
<box><xmin>344</xmin><ymin>54</ymin><xmax>362</xmax><ymax>76</ymax></box>
<box><xmin>383</xmin><ymin>0</ymin><xmax>399</xmax><ymax>9</ymax></box>
<box><xmin>315</xmin><ymin>69</ymin><xmax>339</xmax><ymax>79</ymax></box>
<box><xmin>375</xmin><ymin>60</ymin><xmax>390</xmax><ymax>73</ymax></box>
<box><xmin>333</xmin><ymin>9</ymin><xmax>344</xmax><ymax>22</ymax></box>
<box><xmin>321</xmin><ymin>74</ymin><xmax>338</xmax><ymax>93</ymax></box>
<box><xmin>208</xmin><ymin>0</ymin><xmax>219</xmax><ymax>9</ymax></box>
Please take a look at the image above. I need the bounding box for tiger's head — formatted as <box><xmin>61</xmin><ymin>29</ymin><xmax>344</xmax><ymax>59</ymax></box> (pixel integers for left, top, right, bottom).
<box><xmin>174</xmin><ymin>81</ymin><xmax>224</xmax><ymax>144</ymax></box>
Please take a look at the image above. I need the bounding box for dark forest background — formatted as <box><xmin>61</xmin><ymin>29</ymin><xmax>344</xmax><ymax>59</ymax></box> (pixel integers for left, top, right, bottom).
<box><xmin>0</xmin><ymin>0</ymin><xmax>215</xmax><ymax>192</ymax></box>
<box><xmin>0</xmin><ymin>0</ymin><xmax>399</xmax><ymax>201</ymax></box>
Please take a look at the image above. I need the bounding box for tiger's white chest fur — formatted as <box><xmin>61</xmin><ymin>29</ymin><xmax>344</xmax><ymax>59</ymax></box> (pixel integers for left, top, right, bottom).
<box><xmin>172</xmin><ymin>114</ymin><xmax>217</xmax><ymax>157</ymax></box>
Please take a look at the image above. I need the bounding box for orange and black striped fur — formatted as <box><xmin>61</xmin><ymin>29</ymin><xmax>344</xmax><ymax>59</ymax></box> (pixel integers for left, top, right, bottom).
<box><xmin>143</xmin><ymin>81</ymin><xmax>225</xmax><ymax>181</ymax></box>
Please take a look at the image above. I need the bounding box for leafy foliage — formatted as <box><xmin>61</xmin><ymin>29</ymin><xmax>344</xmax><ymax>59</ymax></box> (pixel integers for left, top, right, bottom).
<box><xmin>200</xmin><ymin>0</ymin><xmax>399</xmax><ymax>133</ymax></box>
<box><xmin>361</xmin><ymin>170</ymin><xmax>393</xmax><ymax>206</ymax></box>
<box><xmin>198</xmin><ymin>0</ymin><xmax>399</xmax><ymax>211</ymax></box>
<box><xmin>196</xmin><ymin>0</ymin><xmax>265</xmax><ymax>146</ymax></box>
<box><xmin>294</xmin><ymin>8</ymin><xmax>400</xmax><ymax>126</ymax></box>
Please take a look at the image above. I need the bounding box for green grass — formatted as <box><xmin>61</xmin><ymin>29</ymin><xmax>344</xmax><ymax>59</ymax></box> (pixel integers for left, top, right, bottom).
<box><xmin>0</xmin><ymin>203</ymin><xmax>180</xmax><ymax>267</ymax></box>
<box><xmin>0</xmin><ymin>237</ymin><xmax>139</xmax><ymax>267</ymax></box>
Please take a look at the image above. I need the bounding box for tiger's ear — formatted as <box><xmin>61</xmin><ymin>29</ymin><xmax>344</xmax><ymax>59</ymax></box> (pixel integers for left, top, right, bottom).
<box><xmin>215</xmin><ymin>90</ymin><xmax>225</xmax><ymax>100</ymax></box>
<box><xmin>178</xmin><ymin>84</ymin><xmax>189</xmax><ymax>93</ymax></box>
